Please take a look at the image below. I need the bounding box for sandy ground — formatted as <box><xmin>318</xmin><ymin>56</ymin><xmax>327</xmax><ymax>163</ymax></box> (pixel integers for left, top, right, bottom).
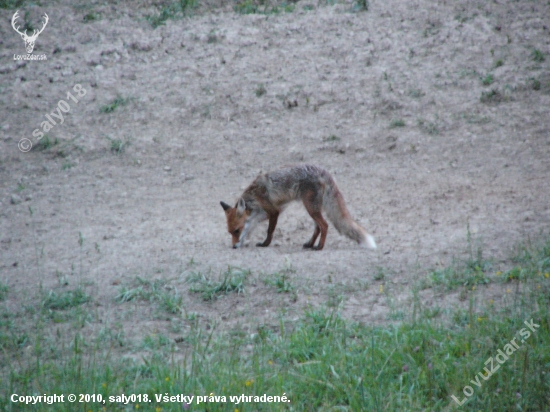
<box><xmin>1</xmin><ymin>0</ymin><xmax>549</xmax><ymax>343</ymax></box>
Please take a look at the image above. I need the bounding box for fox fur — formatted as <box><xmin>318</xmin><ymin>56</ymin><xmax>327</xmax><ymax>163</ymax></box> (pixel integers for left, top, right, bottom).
<box><xmin>220</xmin><ymin>165</ymin><xmax>376</xmax><ymax>251</ymax></box>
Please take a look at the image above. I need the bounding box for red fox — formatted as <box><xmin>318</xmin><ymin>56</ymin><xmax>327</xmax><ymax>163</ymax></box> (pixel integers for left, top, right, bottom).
<box><xmin>220</xmin><ymin>165</ymin><xmax>376</xmax><ymax>250</ymax></box>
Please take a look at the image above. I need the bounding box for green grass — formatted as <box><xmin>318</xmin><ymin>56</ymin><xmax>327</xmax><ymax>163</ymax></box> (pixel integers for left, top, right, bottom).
<box><xmin>480</xmin><ymin>88</ymin><xmax>503</xmax><ymax>103</ymax></box>
<box><xmin>234</xmin><ymin>0</ymin><xmax>295</xmax><ymax>15</ymax></box>
<box><xmin>354</xmin><ymin>0</ymin><xmax>369</xmax><ymax>11</ymax></box>
<box><xmin>187</xmin><ymin>266</ymin><xmax>250</xmax><ymax>301</ymax></box>
<box><xmin>105</xmin><ymin>135</ymin><xmax>130</xmax><ymax>154</ymax></box>
<box><xmin>408</xmin><ymin>88</ymin><xmax>425</xmax><ymax>98</ymax></box>
<box><xmin>100</xmin><ymin>96</ymin><xmax>130</xmax><ymax>113</ymax></box>
<box><xmin>41</xmin><ymin>288</ymin><xmax>90</xmax><ymax>311</ymax></box>
<box><xmin>532</xmin><ymin>49</ymin><xmax>545</xmax><ymax>63</ymax></box>
<box><xmin>0</xmin><ymin>283</ymin><xmax>8</xmax><ymax>301</ymax></box>
<box><xmin>2</xmin><ymin>238</ymin><xmax>550</xmax><ymax>410</ymax></box>
<box><xmin>116</xmin><ymin>277</ymin><xmax>183</xmax><ymax>314</ymax></box>
<box><xmin>390</xmin><ymin>119</ymin><xmax>406</xmax><ymax>128</ymax></box>
<box><xmin>83</xmin><ymin>11</ymin><xmax>100</xmax><ymax>22</ymax></box>
<box><xmin>146</xmin><ymin>0</ymin><xmax>198</xmax><ymax>28</ymax></box>
<box><xmin>0</xmin><ymin>0</ymin><xmax>24</xmax><ymax>8</ymax></box>
<box><xmin>33</xmin><ymin>135</ymin><xmax>58</xmax><ymax>151</ymax></box>
<box><xmin>263</xmin><ymin>271</ymin><xmax>295</xmax><ymax>293</ymax></box>
<box><xmin>255</xmin><ymin>83</ymin><xmax>267</xmax><ymax>97</ymax></box>
<box><xmin>482</xmin><ymin>73</ymin><xmax>494</xmax><ymax>86</ymax></box>
<box><xmin>418</xmin><ymin>118</ymin><xmax>440</xmax><ymax>135</ymax></box>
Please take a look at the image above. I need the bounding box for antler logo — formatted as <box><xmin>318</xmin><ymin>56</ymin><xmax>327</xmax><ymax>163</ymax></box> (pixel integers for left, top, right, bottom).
<box><xmin>12</xmin><ymin>10</ymin><xmax>49</xmax><ymax>54</ymax></box>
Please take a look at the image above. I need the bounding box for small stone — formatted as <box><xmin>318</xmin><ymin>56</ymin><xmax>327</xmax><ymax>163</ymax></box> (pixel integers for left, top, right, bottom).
<box><xmin>164</xmin><ymin>166</ymin><xmax>171</xmax><ymax>171</ymax></box>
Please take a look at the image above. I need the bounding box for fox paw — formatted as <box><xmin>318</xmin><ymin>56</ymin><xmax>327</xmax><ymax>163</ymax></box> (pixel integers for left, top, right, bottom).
<box><xmin>256</xmin><ymin>242</ymin><xmax>269</xmax><ymax>247</ymax></box>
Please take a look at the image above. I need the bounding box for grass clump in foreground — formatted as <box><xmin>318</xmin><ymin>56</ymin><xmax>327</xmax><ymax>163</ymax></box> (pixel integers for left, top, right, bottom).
<box><xmin>2</xmin><ymin>238</ymin><xmax>550</xmax><ymax>411</ymax></box>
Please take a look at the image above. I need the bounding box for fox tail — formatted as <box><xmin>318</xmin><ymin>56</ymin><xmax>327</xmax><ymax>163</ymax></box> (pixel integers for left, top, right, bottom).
<box><xmin>323</xmin><ymin>182</ymin><xmax>376</xmax><ymax>249</ymax></box>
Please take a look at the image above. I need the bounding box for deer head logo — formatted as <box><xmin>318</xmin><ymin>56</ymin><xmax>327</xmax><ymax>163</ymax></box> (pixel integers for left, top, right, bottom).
<box><xmin>12</xmin><ymin>10</ymin><xmax>49</xmax><ymax>54</ymax></box>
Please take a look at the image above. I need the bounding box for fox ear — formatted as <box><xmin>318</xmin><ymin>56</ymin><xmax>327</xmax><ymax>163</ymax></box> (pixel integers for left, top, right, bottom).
<box><xmin>220</xmin><ymin>201</ymin><xmax>231</xmax><ymax>211</ymax></box>
<box><xmin>236</xmin><ymin>198</ymin><xmax>246</xmax><ymax>215</ymax></box>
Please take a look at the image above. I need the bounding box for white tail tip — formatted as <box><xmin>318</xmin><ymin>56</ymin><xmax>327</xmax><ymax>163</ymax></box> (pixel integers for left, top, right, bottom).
<box><xmin>366</xmin><ymin>234</ymin><xmax>377</xmax><ymax>249</ymax></box>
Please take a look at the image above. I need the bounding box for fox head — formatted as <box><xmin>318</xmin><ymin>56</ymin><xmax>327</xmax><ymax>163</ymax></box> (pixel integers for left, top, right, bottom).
<box><xmin>220</xmin><ymin>198</ymin><xmax>249</xmax><ymax>247</ymax></box>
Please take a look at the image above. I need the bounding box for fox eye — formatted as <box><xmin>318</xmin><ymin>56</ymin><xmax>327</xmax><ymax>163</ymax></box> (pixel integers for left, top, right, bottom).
<box><xmin>233</xmin><ymin>229</ymin><xmax>240</xmax><ymax>235</ymax></box>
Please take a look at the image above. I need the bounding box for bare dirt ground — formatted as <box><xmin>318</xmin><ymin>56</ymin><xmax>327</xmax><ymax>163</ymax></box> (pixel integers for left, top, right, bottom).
<box><xmin>1</xmin><ymin>0</ymin><xmax>549</xmax><ymax>345</ymax></box>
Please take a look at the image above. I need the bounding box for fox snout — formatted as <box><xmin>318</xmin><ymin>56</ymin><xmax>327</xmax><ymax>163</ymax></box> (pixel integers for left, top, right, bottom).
<box><xmin>220</xmin><ymin>200</ymin><xmax>247</xmax><ymax>248</ymax></box>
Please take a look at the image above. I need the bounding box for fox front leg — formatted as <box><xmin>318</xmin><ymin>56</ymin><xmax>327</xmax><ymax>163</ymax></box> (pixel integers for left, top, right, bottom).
<box><xmin>256</xmin><ymin>211</ymin><xmax>279</xmax><ymax>247</ymax></box>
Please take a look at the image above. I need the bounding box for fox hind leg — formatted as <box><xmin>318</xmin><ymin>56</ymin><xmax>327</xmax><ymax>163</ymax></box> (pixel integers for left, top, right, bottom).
<box><xmin>303</xmin><ymin>224</ymin><xmax>320</xmax><ymax>249</ymax></box>
<box><xmin>302</xmin><ymin>191</ymin><xmax>328</xmax><ymax>251</ymax></box>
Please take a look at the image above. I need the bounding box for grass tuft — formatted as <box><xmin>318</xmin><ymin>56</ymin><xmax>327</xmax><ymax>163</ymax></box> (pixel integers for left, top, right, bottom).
<box><xmin>482</xmin><ymin>73</ymin><xmax>494</xmax><ymax>86</ymax></box>
<box><xmin>146</xmin><ymin>0</ymin><xmax>197</xmax><ymax>28</ymax></box>
<box><xmin>187</xmin><ymin>267</ymin><xmax>250</xmax><ymax>300</ymax></box>
<box><xmin>42</xmin><ymin>288</ymin><xmax>90</xmax><ymax>311</ymax></box>
<box><xmin>100</xmin><ymin>96</ymin><xmax>130</xmax><ymax>113</ymax></box>
<box><xmin>532</xmin><ymin>49</ymin><xmax>545</xmax><ymax>62</ymax></box>
<box><xmin>480</xmin><ymin>88</ymin><xmax>504</xmax><ymax>103</ymax></box>
<box><xmin>390</xmin><ymin>119</ymin><xmax>406</xmax><ymax>128</ymax></box>
<box><xmin>116</xmin><ymin>277</ymin><xmax>183</xmax><ymax>314</ymax></box>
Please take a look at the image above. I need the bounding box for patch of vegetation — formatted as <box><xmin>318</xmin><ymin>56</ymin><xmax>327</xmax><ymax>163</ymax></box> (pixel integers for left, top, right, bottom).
<box><xmin>263</xmin><ymin>272</ymin><xmax>294</xmax><ymax>293</ymax></box>
<box><xmin>482</xmin><ymin>74</ymin><xmax>494</xmax><ymax>86</ymax></box>
<box><xmin>2</xmin><ymin>236</ymin><xmax>550</xmax><ymax>411</ymax></box>
<box><xmin>105</xmin><ymin>136</ymin><xmax>130</xmax><ymax>154</ymax></box>
<box><xmin>0</xmin><ymin>0</ymin><xmax>24</xmax><ymax>9</ymax></box>
<box><xmin>480</xmin><ymin>88</ymin><xmax>504</xmax><ymax>103</ymax></box>
<box><xmin>417</xmin><ymin>118</ymin><xmax>439</xmax><ymax>135</ymax></box>
<box><xmin>390</xmin><ymin>119</ymin><xmax>406</xmax><ymax>128</ymax></box>
<box><xmin>187</xmin><ymin>267</ymin><xmax>250</xmax><ymax>301</ymax></box>
<box><xmin>42</xmin><ymin>288</ymin><xmax>91</xmax><ymax>311</ymax></box>
<box><xmin>100</xmin><ymin>96</ymin><xmax>130</xmax><ymax>113</ymax></box>
<box><xmin>255</xmin><ymin>84</ymin><xmax>267</xmax><ymax>97</ymax></box>
<box><xmin>459</xmin><ymin>112</ymin><xmax>490</xmax><ymax>125</ymax></box>
<box><xmin>0</xmin><ymin>283</ymin><xmax>8</xmax><ymax>301</ymax></box>
<box><xmin>373</xmin><ymin>267</ymin><xmax>386</xmax><ymax>281</ymax></box>
<box><xmin>116</xmin><ymin>277</ymin><xmax>183</xmax><ymax>314</ymax></box>
<box><xmin>83</xmin><ymin>11</ymin><xmax>100</xmax><ymax>22</ymax></box>
<box><xmin>354</xmin><ymin>0</ymin><xmax>368</xmax><ymax>11</ymax></box>
<box><xmin>532</xmin><ymin>78</ymin><xmax>541</xmax><ymax>91</ymax></box>
<box><xmin>146</xmin><ymin>0</ymin><xmax>197</xmax><ymax>28</ymax></box>
<box><xmin>408</xmin><ymin>88</ymin><xmax>425</xmax><ymax>98</ymax></box>
<box><xmin>33</xmin><ymin>135</ymin><xmax>58</xmax><ymax>151</ymax></box>
<box><xmin>494</xmin><ymin>59</ymin><xmax>504</xmax><ymax>68</ymax></box>
<box><xmin>61</xmin><ymin>161</ymin><xmax>75</xmax><ymax>170</ymax></box>
<box><xmin>323</xmin><ymin>134</ymin><xmax>340</xmax><ymax>142</ymax></box>
<box><xmin>532</xmin><ymin>49</ymin><xmax>545</xmax><ymax>63</ymax></box>
<box><xmin>141</xmin><ymin>333</ymin><xmax>172</xmax><ymax>350</ymax></box>
<box><xmin>234</xmin><ymin>0</ymin><xmax>295</xmax><ymax>15</ymax></box>
<box><xmin>207</xmin><ymin>30</ymin><xmax>219</xmax><ymax>43</ymax></box>
<box><xmin>428</xmin><ymin>229</ymin><xmax>492</xmax><ymax>291</ymax></box>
